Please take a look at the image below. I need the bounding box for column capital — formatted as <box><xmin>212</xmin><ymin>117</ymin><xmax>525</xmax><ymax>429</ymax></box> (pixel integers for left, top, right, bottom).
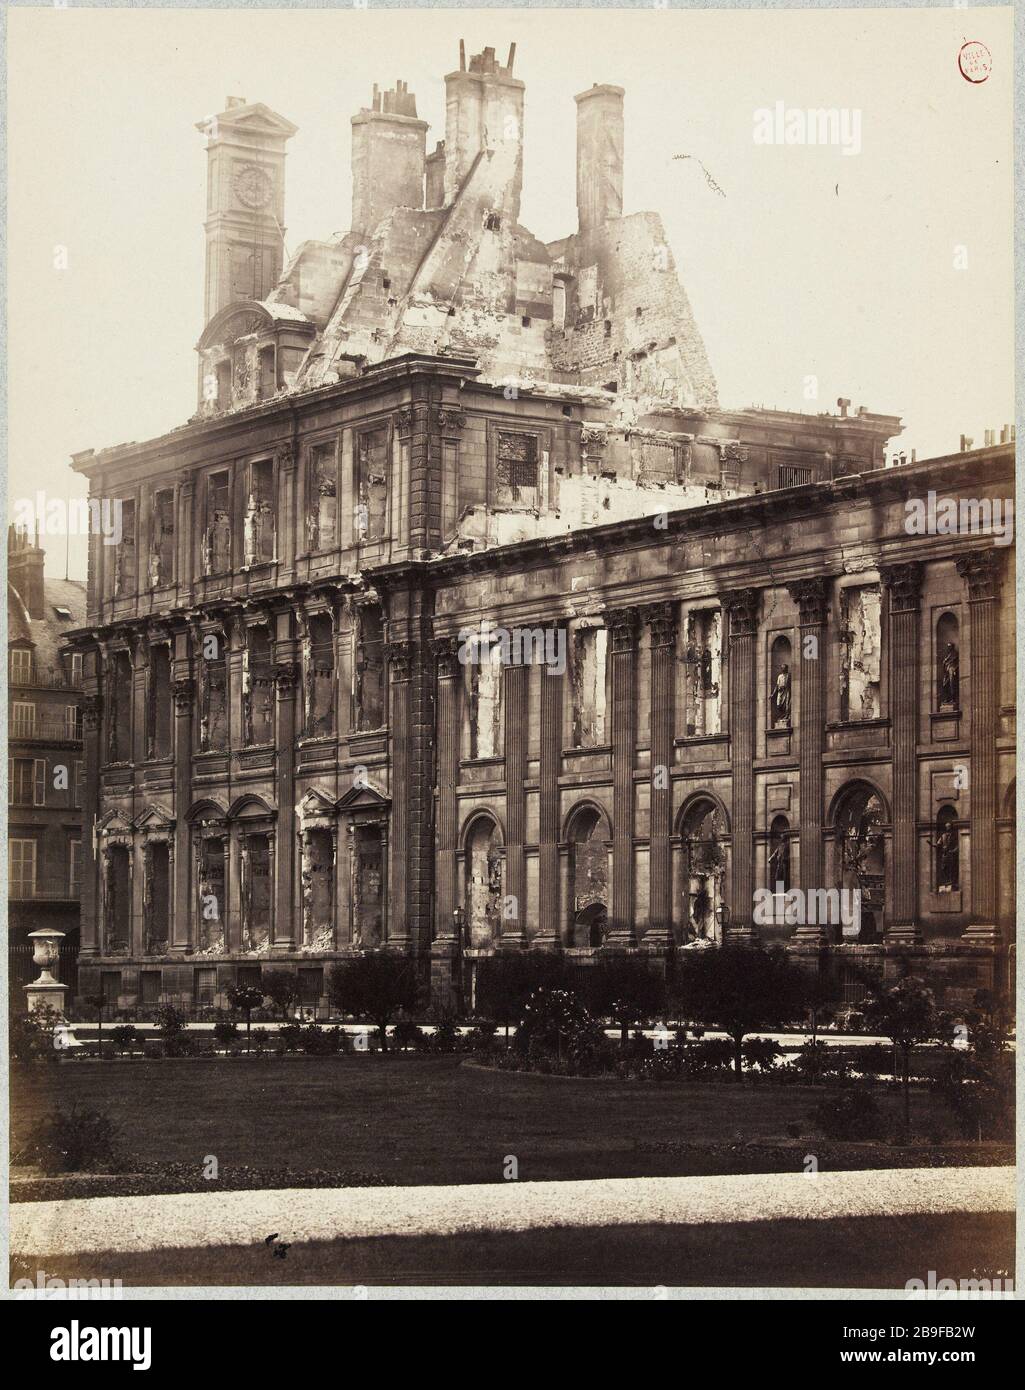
<box><xmin>643</xmin><ymin>601</ymin><xmax>677</xmax><ymax>649</ymax></box>
<box><xmin>786</xmin><ymin>576</ymin><xmax>831</xmax><ymax>626</ymax></box>
<box><xmin>880</xmin><ymin>560</ymin><xmax>924</xmax><ymax>613</ymax></box>
<box><xmin>720</xmin><ymin>587</ymin><xmax>760</xmax><ymax>637</ymax></box>
<box><xmin>273</xmin><ymin>661</ymin><xmax>300</xmax><ymax>694</ymax></box>
<box><xmin>604</xmin><ymin>606</ymin><xmax>640</xmax><ymax>653</ymax></box>
<box><xmin>387</xmin><ymin>641</ymin><xmax>414</xmax><ymax>682</ymax></box>
<box><xmin>431</xmin><ymin>635</ymin><xmax>462</xmax><ymax>679</ymax></box>
<box><xmin>172</xmin><ymin>677</ymin><xmax>194</xmax><ymax>712</ymax></box>
<box><xmin>956</xmin><ymin>548</ymin><xmax>1003</xmax><ymax>601</ymax></box>
<box><xmin>80</xmin><ymin>693</ymin><xmax>103</xmax><ymax>730</ymax></box>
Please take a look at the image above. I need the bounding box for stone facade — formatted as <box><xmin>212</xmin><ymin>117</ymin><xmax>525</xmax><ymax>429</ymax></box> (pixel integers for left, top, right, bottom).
<box><xmin>67</xmin><ymin>46</ymin><xmax>1015</xmax><ymax>1013</ymax></box>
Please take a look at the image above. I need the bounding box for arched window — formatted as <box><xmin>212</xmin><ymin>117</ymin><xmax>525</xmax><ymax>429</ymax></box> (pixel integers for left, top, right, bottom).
<box><xmin>931</xmin><ymin>805</ymin><xmax>959</xmax><ymax>892</ymax></box>
<box><xmin>680</xmin><ymin>798</ymin><xmax>726</xmax><ymax>944</ymax></box>
<box><xmin>769</xmin><ymin>636</ymin><xmax>792</xmax><ymax>728</ymax></box>
<box><xmin>567</xmin><ymin>806</ymin><xmax>609</xmax><ymax>947</ymax></box>
<box><xmin>936</xmin><ymin>612</ymin><xmax>960</xmax><ymax>709</ymax></box>
<box><xmin>767</xmin><ymin>814</ymin><xmax>791</xmax><ymax>893</ymax></box>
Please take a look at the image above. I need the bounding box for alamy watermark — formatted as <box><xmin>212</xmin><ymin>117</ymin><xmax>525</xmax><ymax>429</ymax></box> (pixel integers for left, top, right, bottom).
<box><xmin>458</xmin><ymin>624</ymin><xmax>567</xmax><ymax>674</ymax></box>
<box><xmin>904</xmin><ymin>492</ymin><xmax>1013</xmax><ymax>547</ymax></box>
<box><xmin>753</xmin><ymin>885</ymin><xmax>862</xmax><ymax>936</ymax></box>
<box><xmin>753</xmin><ymin>102</ymin><xmax>862</xmax><ymax>157</ymax></box>
<box><xmin>11</xmin><ymin>492</ymin><xmax>123</xmax><ymax>545</ymax></box>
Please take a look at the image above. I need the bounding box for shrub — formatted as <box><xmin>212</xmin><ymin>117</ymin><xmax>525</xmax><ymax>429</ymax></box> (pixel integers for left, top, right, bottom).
<box><xmin>684</xmin><ymin>1038</ymin><xmax>736</xmax><ymax>1074</ymax></box>
<box><xmin>111</xmin><ymin>1024</ymin><xmax>140</xmax><ymax>1055</ymax></box>
<box><xmin>741</xmin><ymin>1037</ymin><xmax>783</xmax><ymax>1074</ymax></box>
<box><xmin>262</xmin><ymin>970</ymin><xmax>301</xmax><ymax>1020</ymax></box>
<box><xmin>19</xmin><ymin>1103</ymin><xmax>124</xmax><ymax>1174</ymax></box>
<box><xmin>212</xmin><ymin>1020</ymin><xmax>239</xmax><ymax>1047</ymax></box>
<box><xmin>279</xmin><ymin>1021</ymin><xmax>304</xmax><ymax>1052</ymax></box>
<box><xmin>392</xmin><ymin>1020</ymin><xmax>425</xmax><ymax>1052</ymax></box>
<box><xmin>300</xmin><ymin>1021</ymin><xmax>342</xmax><ymax>1055</ymax></box>
<box><xmin>467</xmin><ymin>1019</ymin><xmax>499</xmax><ymax>1053</ymax></box>
<box><xmin>430</xmin><ymin>1018</ymin><xmax>462</xmax><ymax>1053</ymax></box>
<box><xmin>786</xmin><ymin>1040</ymin><xmax>851</xmax><ymax>1083</ymax></box>
<box><xmin>11</xmin><ymin>1006</ymin><xmax>65</xmax><ymax>1065</ymax></box>
<box><xmin>813</xmin><ymin>1086</ymin><xmax>883</xmax><ymax>1141</ymax></box>
<box><xmin>328</xmin><ymin>955</ymin><xmax>420</xmax><ymax>1049</ymax></box>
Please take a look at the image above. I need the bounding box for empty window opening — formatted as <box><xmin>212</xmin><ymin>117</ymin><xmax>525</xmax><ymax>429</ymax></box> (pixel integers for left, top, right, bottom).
<box><xmin>685</xmin><ymin>610</ymin><xmax>722</xmax><ymax>737</ymax></box>
<box><xmin>144</xmin><ymin>841</ymin><xmax>171</xmax><ymax>954</ymax></box>
<box><xmin>114</xmin><ymin>499</ymin><xmax>137</xmax><ymax>597</ymax></box>
<box><xmin>241</xmin><ymin>832</ymin><xmax>272</xmax><ymax>952</ymax></box>
<box><xmin>351</xmin><ymin>823</ymin><xmax>384</xmax><ymax>946</ymax></box>
<box><xmin>840</xmin><ymin>586</ymin><xmax>881</xmax><ymax>721</ymax></box>
<box><xmin>572</xmin><ymin>627</ymin><xmax>608</xmax><ymax>747</ymax></box>
<box><xmin>244</xmin><ymin>458</ymin><xmax>275</xmax><ymax>565</ymax></box>
<box><xmin>492</xmin><ymin>430</ymin><xmax>541</xmax><ymax>510</ymax></box>
<box><xmin>301</xmin><ymin>829</ymin><xmax>335</xmax><ymax>948</ymax></box>
<box><xmin>103</xmin><ymin>844</ymin><xmax>132</xmax><ymax>954</ymax></box>
<box><xmin>108</xmin><ymin>650</ymin><xmax>133</xmax><ymax>761</ymax></box>
<box><xmin>353</xmin><ymin>604</ymin><xmax>385</xmax><ymax>731</ymax></box>
<box><xmin>307</xmin><ymin>442</ymin><xmax>338</xmax><ymax>551</ymax></box>
<box><xmin>199</xmin><ymin>627</ymin><xmax>228</xmax><ymax>752</ymax></box>
<box><xmin>204</xmin><ymin>470</ymin><xmax>232</xmax><ymax>575</ymax></box>
<box><xmin>468</xmin><ymin>635</ymin><xmax>503</xmax><ymax>759</ymax></box>
<box><xmin>243</xmin><ymin>626</ymin><xmax>275</xmax><ymax>746</ymax></box>
<box><xmin>147</xmin><ymin>645</ymin><xmax>173</xmax><ymax>760</ymax></box>
<box><xmin>150</xmin><ymin>489</ymin><xmax>175</xmax><ymax>588</ymax></box>
<box><xmin>196</xmin><ymin>836</ymin><xmax>226</xmax><ymax>953</ymax></box>
<box><xmin>304</xmin><ymin>612</ymin><xmax>336</xmax><ymax>737</ymax></box>
<box><xmin>356</xmin><ymin>428</ymin><xmax>389</xmax><ymax>541</ymax></box>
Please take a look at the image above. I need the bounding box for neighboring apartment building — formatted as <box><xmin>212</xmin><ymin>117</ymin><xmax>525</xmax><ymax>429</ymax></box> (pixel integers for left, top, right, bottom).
<box><xmin>66</xmin><ymin>46</ymin><xmax>1015</xmax><ymax>1014</ymax></box>
<box><xmin>8</xmin><ymin>525</ymin><xmax>86</xmax><ymax>1003</ymax></box>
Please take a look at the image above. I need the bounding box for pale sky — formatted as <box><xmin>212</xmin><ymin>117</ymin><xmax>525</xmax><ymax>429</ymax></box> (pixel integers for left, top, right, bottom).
<box><xmin>7</xmin><ymin>5</ymin><xmax>1014</xmax><ymax>577</ymax></box>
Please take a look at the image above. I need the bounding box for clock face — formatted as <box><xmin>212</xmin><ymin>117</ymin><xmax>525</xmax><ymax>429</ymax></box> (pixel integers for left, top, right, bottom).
<box><xmin>234</xmin><ymin>164</ymin><xmax>273</xmax><ymax>211</ymax></box>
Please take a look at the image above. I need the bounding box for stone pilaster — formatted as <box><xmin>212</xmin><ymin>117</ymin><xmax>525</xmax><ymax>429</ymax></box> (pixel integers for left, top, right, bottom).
<box><xmin>881</xmin><ymin>562</ymin><xmax>924</xmax><ymax>941</ymax></box>
<box><xmin>177</xmin><ymin>471</ymin><xmax>194</xmax><ymax>605</ymax></box>
<box><xmin>78</xmin><ymin>689</ymin><xmax>103</xmax><ymax>958</ymax></box>
<box><xmin>722</xmin><ymin>588</ymin><xmax>760</xmax><ymax>942</ymax></box>
<box><xmin>386</xmin><ymin>640</ymin><xmax>413</xmax><ymax>947</ymax></box>
<box><xmin>957</xmin><ymin>549</ymin><xmax>1002</xmax><ymax>942</ymax></box>
<box><xmin>431</xmin><ymin>636</ymin><xmax>462</xmax><ymax>1004</ymax></box>
<box><xmin>501</xmin><ymin>660</ymin><xmax>529</xmax><ymax>948</ymax></box>
<box><xmin>786</xmin><ymin>578</ymin><xmax>830</xmax><ymax>944</ymax></box>
<box><xmin>171</xmin><ymin>670</ymin><xmax>194</xmax><ymax>955</ymax></box>
<box><xmin>276</xmin><ymin>442</ymin><xmax>296</xmax><ymax>584</ymax></box>
<box><xmin>272</xmin><ymin>660</ymin><xmax>299</xmax><ymax>948</ymax></box>
<box><xmin>606</xmin><ymin>607</ymin><xmax>639</xmax><ymax>947</ymax></box>
<box><xmin>535</xmin><ymin>630</ymin><xmax>564</xmax><ymax>948</ymax></box>
<box><xmin>644</xmin><ymin>602</ymin><xmax>677</xmax><ymax>944</ymax></box>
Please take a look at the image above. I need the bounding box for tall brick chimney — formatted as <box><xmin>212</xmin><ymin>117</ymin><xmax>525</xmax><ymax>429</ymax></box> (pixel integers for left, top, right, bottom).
<box><xmin>443</xmin><ymin>43</ymin><xmax>524</xmax><ymax>220</ymax></box>
<box><xmin>351</xmin><ymin>81</ymin><xmax>428</xmax><ymax>235</ymax></box>
<box><xmin>575</xmin><ymin>84</ymin><xmax>625</xmax><ymax>234</ymax></box>
<box><xmin>8</xmin><ymin>523</ymin><xmax>45</xmax><ymax>619</ymax></box>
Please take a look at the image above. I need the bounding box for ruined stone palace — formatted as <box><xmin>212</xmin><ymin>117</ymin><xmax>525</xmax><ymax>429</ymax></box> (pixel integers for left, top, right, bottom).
<box><xmin>68</xmin><ymin>45</ymin><xmax>1015</xmax><ymax>1012</ymax></box>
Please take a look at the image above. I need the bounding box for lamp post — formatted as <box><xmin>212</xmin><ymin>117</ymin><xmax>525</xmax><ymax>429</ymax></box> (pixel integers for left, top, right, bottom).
<box><xmin>24</xmin><ymin>928</ymin><xmax>68</xmax><ymax>1015</ymax></box>
<box><xmin>452</xmin><ymin>906</ymin><xmax>466</xmax><ymax>1017</ymax></box>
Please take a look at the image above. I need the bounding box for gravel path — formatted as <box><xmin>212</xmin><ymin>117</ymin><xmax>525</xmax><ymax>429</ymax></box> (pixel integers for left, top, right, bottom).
<box><xmin>12</xmin><ymin>1166</ymin><xmax>1014</xmax><ymax>1257</ymax></box>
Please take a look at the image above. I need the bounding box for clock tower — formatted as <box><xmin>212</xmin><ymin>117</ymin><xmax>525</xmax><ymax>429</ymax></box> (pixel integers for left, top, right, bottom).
<box><xmin>196</xmin><ymin>96</ymin><xmax>298</xmax><ymax>327</ymax></box>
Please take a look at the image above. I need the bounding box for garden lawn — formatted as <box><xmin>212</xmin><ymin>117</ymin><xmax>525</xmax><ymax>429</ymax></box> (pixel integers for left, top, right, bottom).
<box><xmin>12</xmin><ymin>1055</ymin><xmax>965</xmax><ymax>1187</ymax></box>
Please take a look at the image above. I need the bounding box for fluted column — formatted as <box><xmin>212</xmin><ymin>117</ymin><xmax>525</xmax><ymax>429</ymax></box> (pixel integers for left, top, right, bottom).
<box><xmin>787</xmin><ymin>578</ymin><xmax>831</xmax><ymax>943</ymax></box>
<box><xmin>957</xmin><ymin>549</ymin><xmax>1002</xmax><ymax>942</ymax></box>
<box><xmin>881</xmin><ymin>562</ymin><xmax>923</xmax><ymax>941</ymax></box>
<box><xmin>606</xmin><ymin>607</ymin><xmax>640</xmax><ymax>946</ymax></box>
<box><xmin>171</xmin><ymin>673</ymin><xmax>194</xmax><ymax>953</ymax></box>
<box><xmin>644</xmin><ymin>602</ymin><xmax>677</xmax><ymax>943</ymax></box>
<box><xmin>722</xmin><ymin>589</ymin><xmax>760</xmax><ymax>942</ymax></box>
<box><xmin>78</xmin><ymin>688</ymin><xmax>103</xmax><ymax>958</ymax></box>
<box><xmin>535</xmin><ymin>629</ymin><xmax>564</xmax><ymax>948</ymax></box>
<box><xmin>502</xmin><ymin>660</ymin><xmax>529</xmax><ymax>948</ymax></box>
<box><xmin>386</xmin><ymin>641</ymin><xmax>413</xmax><ymax>946</ymax></box>
<box><xmin>432</xmin><ymin>637</ymin><xmax>461</xmax><ymax>938</ymax></box>
<box><xmin>272</xmin><ymin>661</ymin><xmax>299</xmax><ymax>948</ymax></box>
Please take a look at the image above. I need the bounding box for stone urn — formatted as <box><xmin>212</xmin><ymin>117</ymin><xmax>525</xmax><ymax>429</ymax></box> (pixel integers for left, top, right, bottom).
<box><xmin>24</xmin><ymin>928</ymin><xmax>69</xmax><ymax>1015</ymax></box>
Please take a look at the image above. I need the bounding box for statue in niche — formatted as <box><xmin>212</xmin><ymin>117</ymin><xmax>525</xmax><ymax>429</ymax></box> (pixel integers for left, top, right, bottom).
<box><xmin>767</xmin><ymin>829</ymin><xmax>791</xmax><ymax>891</ymax></box>
<box><xmin>927</xmin><ymin>820</ymin><xmax>959</xmax><ymax>891</ymax></box>
<box><xmin>940</xmin><ymin>642</ymin><xmax>959</xmax><ymax>708</ymax></box>
<box><xmin>772</xmin><ymin>664</ymin><xmax>792</xmax><ymax>727</ymax></box>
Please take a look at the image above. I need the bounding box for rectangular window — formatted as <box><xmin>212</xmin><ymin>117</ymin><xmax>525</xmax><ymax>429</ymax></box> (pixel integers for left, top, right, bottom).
<box><xmin>775</xmin><ymin>463</ymin><xmax>813</xmax><ymax>490</ymax></box>
<box><xmin>685</xmin><ymin>609</ymin><xmax>722</xmax><ymax>737</ymax></box>
<box><xmin>64</xmin><ymin>705</ymin><xmax>81</xmax><ymax>740</ymax></box>
<box><xmin>10</xmin><ymin>759</ymin><xmax>34</xmax><ymax>806</ymax></box>
<box><xmin>150</xmin><ymin>488</ymin><xmax>176</xmax><ymax>588</ymax></box>
<box><xmin>304</xmin><ymin>612</ymin><xmax>336</xmax><ymax>736</ymax></box>
<box><xmin>204</xmin><ymin>469</ymin><xmax>231</xmax><ymax>574</ymax></box>
<box><xmin>33</xmin><ymin>758</ymin><xmax>46</xmax><ymax>806</ymax></box>
<box><xmin>69</xmin><ymin>839</ymin><xmax>82</xmax><ymax>895</ymax></box>
<box><xmin>114</xmin><ymin>499</ymin><xmax>137</xmax><ymax>596</ymax></box>
<box><xmin>108</xmin><ymin>651</ymin><xmax>133</xmax><ymax>762</ymax></box>
<box><xmin>493</xmin><ymin>431</ymin><xmax>541</xmax><ymax>509</ymax></box>
<box><xmin>244</xmin><ymin>459</ymin><xmax>275</xmax><ymax>565</ymax></box>
<box><xmin>199</xmin><ymin>627</ymin><xmax>228</xmax><ymax>752</ymax></box>
<box><xmin>67</xmin><ymin>652</ymin><xmax>84</xmax><ymax>687</ymax></box>
<box><xmin>194</xmin><ymin>968</ymin><xmax>217</xmax><ymax>1007</ymax></box>
<box><xmin>356</xmin><ymin>428</ymin><xmax>389</xmax><ymax>541</ymax></box>
<box><xmin>140</xmin><ymin>970</ymin><xmax>162</xmax><ymax>1005</ymax></box>
<box><xmin>572</xmin><ymin>627</ymin><xmax>608</xmax><ymax>747</ymax></box>
<box><xmin>147</xmin><ymin>646</ymin><xmax>173</xmax><ymax>759</ymax></box>
<box><xmin>258</xmin><ymin>345</ymin><xmax>277</xmax><ymax>400</ymax></box>
<box><xmin>236</xmin><ymin>965</ymin><xmax>262</xmax><ymax>991</ymax></box>
<box><xmin>101</xmin><ymin>971</ymin><xmax>123</xmax><ymax>1007</ymax></box>
<box><xmin>243</xmin><ymin>626</ymin><xmax>275</xmax><ymax>746</ymax></box>
<box><xmin>840</xmin><ymin>585</ymin><xmax>882</xmax><ymax>721</ymax></box>
<box><xmin>298</xmin><ymin>967</ymin><xmax>324</xmax><ymax>1008</ymax></box>
<box><xmin>353</xmin><ymin>604</ymin><xmax>385</xmax><ymax>730</ymax></box>
<box><xmin>11</xmin><ymin>701</ymin><xmax>36</xmax><ymax>737</ymax></box>
<box><xmin>9</xmin><ymin>649</ymin><xmax>33</xmax><ymax>684</ymax></box>
<box><xmin>9</xmin><ymin>839</ymin><xmax>37</xmax><ymax>898</ymax></box>
<box><xmin>307</xmin><ymin>442</ymin><xmax>338</xmax><ymax>551</ymax></box>
<box><xmin>468</xmin><ymin>631</ymin><xmax>503</xmax><ymax>759</ymax></box>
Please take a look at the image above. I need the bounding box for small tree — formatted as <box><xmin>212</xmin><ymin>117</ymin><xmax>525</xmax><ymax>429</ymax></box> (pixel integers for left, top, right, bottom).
<box><xmin>475</xmin><ymin>952</ymin><xmax>571</xmax><ymax>1041</ymax></box>
<box><xmin>583</xmin><ymin>958</ymin><xmax>666</xmax><ymax>1043</ymax></box>
<box><xmin>84</xmin><ymin>992</ymin><xmax>107</xmax><ymax>1061</ymax></box>
<box><xmin>328</xmin><ymin>955</ymin><xmax>419</xmax><ymax>1051</ymax></box>
<box><xmin>226</xmin><ymin>983</ymin><xmax>265</xmax><ymax>1051</ymax></box>
<box><xmin>861</xmin><ymin>976</ymin><xmax>938</xmax><ymax>1131</ymax></box>
<box><xmin>669</xmin><ymin>945</ymin><xmax>810</xmax><ymax>1078</ymax></box>
<box><xmin>262</xmin><ymin>970</ymin><xmax>300</xmax><ymax>1022</ymax></box>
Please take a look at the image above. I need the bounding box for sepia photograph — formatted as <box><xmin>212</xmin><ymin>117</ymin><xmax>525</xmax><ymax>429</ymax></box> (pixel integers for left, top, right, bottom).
<box><xmin>3</xmin><ymin>0</ymin><xmax>1018</xmax><ymax>1330</ymax></box>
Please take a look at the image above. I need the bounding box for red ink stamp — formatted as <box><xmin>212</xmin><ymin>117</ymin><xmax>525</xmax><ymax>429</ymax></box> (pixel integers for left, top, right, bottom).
<box><xmin>958</xmin><ymin>40</ymin><xmax>992</xmax><ymax>84</ymax></box>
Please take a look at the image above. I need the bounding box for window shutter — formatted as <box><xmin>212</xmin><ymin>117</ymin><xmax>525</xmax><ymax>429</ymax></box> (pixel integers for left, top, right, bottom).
<box><xmin>33</xmin><ymin>759</ymin><xmax>47</xmax><ymax>806</ymax></box>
